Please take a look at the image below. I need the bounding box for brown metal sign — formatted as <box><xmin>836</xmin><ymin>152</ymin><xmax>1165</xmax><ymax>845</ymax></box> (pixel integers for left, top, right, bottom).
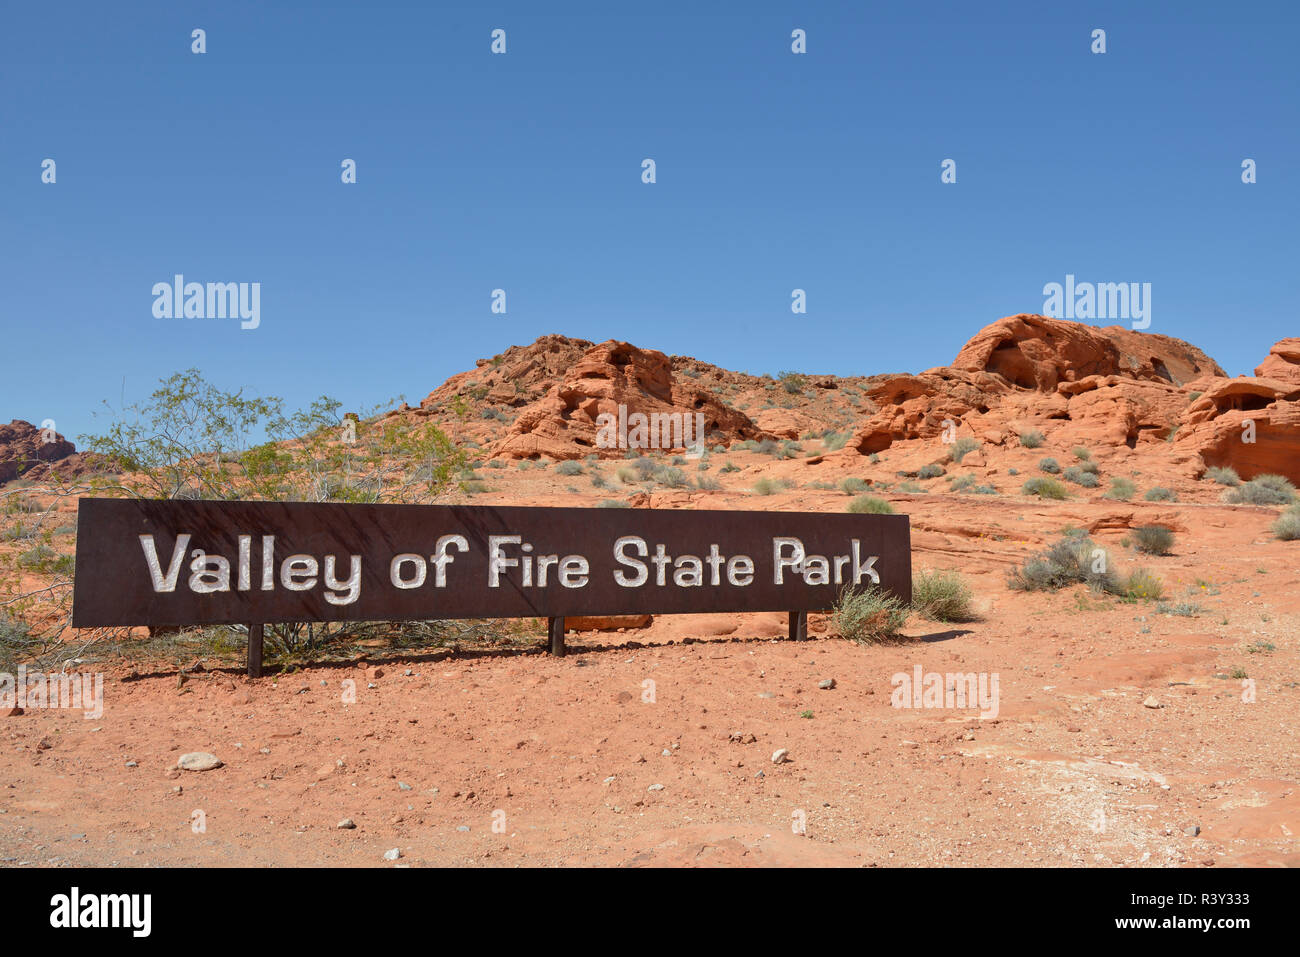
<box><xmin>72</xmin><ymin>498</ymin><xmax>911</xmax><ymax>628</ymax></box>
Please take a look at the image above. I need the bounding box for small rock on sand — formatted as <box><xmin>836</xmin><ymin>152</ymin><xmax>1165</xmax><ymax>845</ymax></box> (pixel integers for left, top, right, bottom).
<box><xmin>177</xmin><ymin>752</ymin><xmax>222</xmax><ymax>771</ymax></box>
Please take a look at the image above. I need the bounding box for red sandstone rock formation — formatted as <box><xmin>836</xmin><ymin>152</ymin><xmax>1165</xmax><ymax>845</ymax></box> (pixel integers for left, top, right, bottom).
<box><xmin>0</xmin><ymin>420</ymin><xmax>103</xmax><ymax>484</ymax></box>
<box><xmin>951</xmin><ymin>314</ymin><xmax>1224</xmax><ymax>390</ymax></box>
<box><xmin>490</xmin><ymin>341</ymin><xmax>769</xmax><ymax>460</ymax></box>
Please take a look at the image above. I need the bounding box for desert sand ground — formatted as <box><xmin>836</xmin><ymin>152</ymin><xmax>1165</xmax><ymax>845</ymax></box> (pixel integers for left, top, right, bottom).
<box><xmin>3</xmin><ymin>460</ymin><xmax>1296</xmax><ymax>868</ymax></box>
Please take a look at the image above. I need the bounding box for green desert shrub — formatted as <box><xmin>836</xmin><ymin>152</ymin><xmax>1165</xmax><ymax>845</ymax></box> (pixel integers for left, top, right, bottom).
<box><xmin>555</xmin><ymin>460</ymin><xmax>583</xmax><ymax>476</ymax></box>
<box><xmin>597</xmin><ymin>499</ymin><xmax>630</xmax><ymax>508</ymax></box>
<box><xmin>652</xmin><ymin>466</ymin><xmax>689</xmax><ymax>488</ymax></box>
<box><xmin>1039</xmin><ymin>457</ymin><xmax>1060</xmax><ymax>474</ymax></box>
<box><xmin>1273</xmin><ymin>506</ymin><xmax>1300</xmax><ymax>541</ymax></box>
<box><xmin>847</xmin><ymin>495</ymin><xmax>894</xmax><ymax>514</ymax></box>
<box><xmin>949</xmin><ymin>473</ymin><xmax>976</xmax><ymax>492</ymax></box>
<box><xmin>1072</xmin><ymin>446</ymin><xmax>1092</xmax><ymax>461</ymax></box>
<box><xmin>1144</xmin><ymin>487</ymin><xmax>1177</xmax><ymax>502</ymax></box>
<box><xmin>1019</xmin><ymin>430</ymin><xmax>1045</xmax><ymax>449</ymax></box>
<box><xmin>1223</xmin><ymin>474</ymin><xmax>1296</xmax><ymax>506</ymax></box>
<box><xmin>1007</xmin><ymin>534</ymin><xmax>1120</xmax><ymax>594</ymax></box>
<box><xmin>833</xmin><ymin>586</ymin><xmax>907</xmax><ymax>644</ymax></box>
<box><xmin>1063</xmin><ymin>466</ymin><xmax>1100</xmax><ymax>488</ymax></box>
<box><xmin>917</xmin><ymin>464</ymin><xmax>944</xmax><ymax>479</ymax></box>
<box><xmin>720</xmin><ymin>461</ymin><xmax>740</xmax><ymax>473</ymax></box>
<box><xmin>911</xmin><ymin>569</ymin><xmax>976</xmax><ymax>622</ymax></box>
<box><xmin>970</xmin><ymin>484</ymin><xmax>998</xmax><ymax>494</ymax></box>
<box><xmin>840</xmin><ymin>477</ymin><xmax>870</xmax><ymax>494</ymax></box>
<box><xmin>753</xmin><ymin>477</ymin><xmax>779</xmax><ymax>496</ymax></box>
<box><xmin>896</xmin><ymin>481</ymin><xmax>925</xmax><ymax>493</ymax></box>
<box><xmin>949</xmin><ymin>437</ymin><xmax>980</xmax><ymax>463</ymax></box>
<box><xmin>1133</xmin><ymin>524</ymin><xmax>1175</xmax><ymax>555</ymax></box>
<box><xmin>616</xmin><ymin>467</ymin><xmax>637</xmax><ymax>484</ymax></box>
<box><xmin>1122</xmin><ymin>567</ymin><xmax>1164</xmax><ymax>602</ymax></box>
<box><xmin>1103</xmin><ymin>477</ymin><xmax>1136</xmax><ymax>501</ymax></box>
<box><xmin>695</xmin><ymin>474</ymin><xmax>722</xmax><ymax>491</ymax></box>
<box><xmin>1022</xmin><ymin>477</ymin><xmax>1069</xmax><ymax>499</ymax></box>
<box><xmin>1206</xmin><ymin>466</ymin><xmax>1240</xmax><ymax>487</ymax></box>
<box><xmin>17</xmin><ymin>544</ymin><xmax>57</xmax><ymax>569</ymax></box>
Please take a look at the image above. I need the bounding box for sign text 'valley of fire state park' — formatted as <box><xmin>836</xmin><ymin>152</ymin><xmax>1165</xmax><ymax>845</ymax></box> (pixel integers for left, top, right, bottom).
<box><xmin>71</xmin><ymin>499</ymin><xmax>912</xmax><ymax>628</ymax></box>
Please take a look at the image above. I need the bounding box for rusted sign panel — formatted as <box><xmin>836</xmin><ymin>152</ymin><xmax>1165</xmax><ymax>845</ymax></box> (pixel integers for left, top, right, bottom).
<box><xmin>72</xmin><ymin>498</ymin><xmax>911</xmax><ymax>627</ymax></box>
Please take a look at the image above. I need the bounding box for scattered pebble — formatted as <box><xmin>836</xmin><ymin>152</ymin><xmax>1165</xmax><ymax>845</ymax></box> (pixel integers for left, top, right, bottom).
<box><xmin>818</xmin><ymin>678</ymin><xmax>836</xmax><ymax>690</ymax></box>
<box><xmin>647</xmin><ymin>783</ymin><xmax>665</xmax><ymax>792</ymax></box>
<box><xmin>337</xmin><ymin>819</ymin><xmax>356</xmax><ymax>830</ymax></box>
<box><xmin>382</xmin><ymin>847</ymin><xmax>401</xmax><ymax>860</ymax></box>
<box><xmin>177</xmin><ymin>752</ymin><xmax>222</xmax><ymax>772</ymax></box>
<box><xmin>1142</xmin><ymin>696</ymin><xmax>1161</xmax><ymax>709</ymax></box>
<box><xmin>771</xmin><ymin>749</ymin><xmax>789</xmax><ymax>765</ymax></box>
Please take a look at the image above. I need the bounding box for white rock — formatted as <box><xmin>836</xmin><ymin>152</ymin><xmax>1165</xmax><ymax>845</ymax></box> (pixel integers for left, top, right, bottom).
<box><xmin>177</xmin><ymin>752</ymin><xmax>222</xmax><ymax>772</ymax></box>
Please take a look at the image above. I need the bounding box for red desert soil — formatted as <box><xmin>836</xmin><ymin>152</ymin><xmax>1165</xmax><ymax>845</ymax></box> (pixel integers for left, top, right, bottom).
<box><xmin>1</xmin><ymin>315</ymin><xmax>1297</xmax><ymax>867</ymax></box>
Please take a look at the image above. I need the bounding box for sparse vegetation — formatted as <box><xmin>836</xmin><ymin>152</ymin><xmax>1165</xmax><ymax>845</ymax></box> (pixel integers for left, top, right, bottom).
<box><xmin>1072</xmin><ymin>446</ymin><xmax>1091</xmax><ymax>461</ymax></box>
<box><xmin>1007</xmin><ymin>533</ymin><xmax>1120</xmax><ymax>595</ymax></box>
<box><xmin>1273</xmin><ymin>505</ymin><xmax>1300</xmax><ymax>541</ymax></box>
<box><xmin>1144</xmin><ymin>487</ymin><xmax>1177</xmax><ymax>502</ymax></box>
<box><xmin>949</xmin><ymin>437</ymin><xmax>980</xmax><ymax>463</ymax></box>
<box><xmin>1022</xmin><ymin>477</ymin><xmax>1069</xmax><ymax>499</ymax></box>
<box><xmin>1206</xmin><ymin>466</ymin><xmax>1240</xmax><ymax>487</ymax></box>
<box><xmin>777</xmin><ymin>371</ymin><xmax>807</xmax><ymax>394</ymax></box>
<box><xmin>1039</xmin><ymin>458</ymin><xmax>1060</xmax><ymax>474</ymax></box>
<box><xmin>833</xmin><ymin>586</ymin><xmax>907</xmax><ymax>644</ymax></box>
<box><xmin>1121</xmin><ymin>568</ymin><xmax>1164</xmax><ymax>602</ymax></box>
<box><xmin>1018</xmin><ymin>430</ymin><xmax>1045</xmax><ymax>449</ymax></box>
<box><xmin>651</xmin><ymin>466</ymin><xmax>689</xmax><ymax>488</ymax></box>
<box><xmin>910</xmin><ymin>569</ymin><xmax>976</xmax><ymax>622</ymax></box>
<box><xmin>1222</xmin><ymin>474</ymin><xmax>1295</xmax><ymax>506</ymax></box>
<box><xmin>840</xmin><ymin>477</ymin><xmax>870</xmax><ymax>494</ymax></box>
<box><xmin>917</xmin><ymin>464</ymin><xmax>944</xmax><ymax>479</ymax></box>
<box><xmin>1102</xmin><ymin>477</ymin><xmax>1136</xmax><ymax>501</ymax></box>
<box><xmin>847</xmin><ymin>495</ymin><xmax>894</xmax><ymax>514</ymax></box>
<box><xmin>555</xmin><ymin>460</ymin><xmax>583</xmax><ymax>476</ymax></box>
<box><xmin>1063</xmin><ymin>466</ymin><xmax>1100</xmax><ymax>488</ymax></box>
<box><xmin>753</xmin><ymin>477</ymin><xmax>779</xmax><ymax>496</ymax></box>
<box><xmin>1157</xmin><ymin>600</ymin><xmax>1201</xmax><ymax>617</ymax></box>
<box><xmin>1133</xmin><ymin>524</ymin><xmax>1175</xmax><ymax>555</ymax></box>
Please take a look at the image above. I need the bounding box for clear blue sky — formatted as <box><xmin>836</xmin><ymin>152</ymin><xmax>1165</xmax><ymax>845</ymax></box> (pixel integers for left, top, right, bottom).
<box><xmin>2</xmin><ymin>0</ymin><xmax>1296</xmax><ymax>444</ymax></box>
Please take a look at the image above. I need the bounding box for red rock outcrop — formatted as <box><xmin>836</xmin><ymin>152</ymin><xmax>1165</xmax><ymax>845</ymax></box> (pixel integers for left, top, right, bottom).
<box><xmin>952</xmin><ymin>314</ymin><xmax>1224</xmax><ymax>390</ymax></box>
<box><xmin>0</xmin><ymin>420</ymin><xmax>104</xmax><ymax>484</ymax></box>
<box><xmin>420</xmin><ymin>335</ymin><xmax>595</xmax><ymax>413</ymax></box>
<box><xmin>1254</xmin><ymin>338</ymin><xmax>1300</xmax><ymax>386</ymax></box>
<box><xmin>1174</xmin><ymin>346</ymin><xmax>1300</xmax><ymax>482</ymax></box>
<box><xmin>491</xmin><ymin>341</ymin><xmax>769</xmax><ymax>459</ymax></box>
<box><xmin>839</xmin><ymin>316</ymin><xmax>1227</xmax><ymax>459</ymax></box>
